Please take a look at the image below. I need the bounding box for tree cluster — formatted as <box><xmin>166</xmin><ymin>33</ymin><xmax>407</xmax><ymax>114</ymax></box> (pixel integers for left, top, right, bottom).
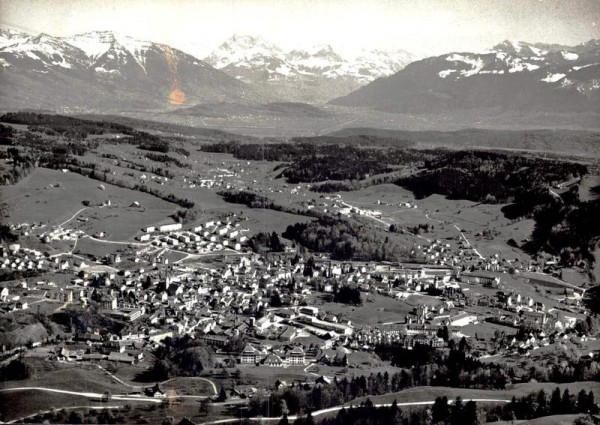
<box><xmin>283</xmin><ymin>217</ymin><xmax>410</xmax><ymax>261</ymax></box>
<box><xmin>487</xmin><ymin>387</ymin><xmax>598</xmax><ymax>422</ymax></box>
<box><xmin>0</xmin><ymin>358</ymin><xmax>31</xmax><ymax>381</ymax></box>
<box><xmin>249</xmin><ymin>232</ymin><xmax>285</xmax><ymax>253</ymax></box>
<box><xmin>333</xmin><ymin>285</ymin><xmax>362</xmax><ymax>305</ymax></box>
<box><xmin>136</xmin><ymin>335</ymin><xmax>213</xmax><ymax>381</ymax></box>
<box><xmin>396</xmin><ymin>150</ymin><xmax>586</xmax><ymax>205</ymax></box>
<box><xmin>0</xmin><ymin>112</ymin><xmax>133</xmax><ymax>139</ymax></box>
<box><xmin>202</xmin><ymin>141</ymin><xmax>436</xmax><ymax>184</ymax></box>
<box><xmin>145</xmin><ymin>152</ymin><xmax>189</xmax><ymax>168</ymax></box>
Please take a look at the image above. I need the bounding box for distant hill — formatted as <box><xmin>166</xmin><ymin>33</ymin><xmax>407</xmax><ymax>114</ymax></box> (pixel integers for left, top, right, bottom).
<box><xmin>72</xmin><ymin>113</ymin><xmax>256</xmax><ymax>141</ymax></box>
<box><xmin>171</xmin><ymin>101</ymin><xmax>332</xmax><ymax>119</ymax></box>
<box><xmin>329</xmin><ymin>127</ymin><xmax>600</xmax><ymax>157</ymax></box>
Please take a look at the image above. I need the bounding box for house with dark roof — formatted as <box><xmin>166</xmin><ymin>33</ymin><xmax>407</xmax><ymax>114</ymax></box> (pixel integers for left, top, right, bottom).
<box><xmin>145</xmin><ymin>383</ymin><xmax>166</xmax><ymax>398</ymax></box>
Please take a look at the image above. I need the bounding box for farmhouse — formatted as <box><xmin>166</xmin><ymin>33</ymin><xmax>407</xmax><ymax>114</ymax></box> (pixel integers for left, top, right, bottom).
<box><xmin>460</xmin><ymin>271</ymin><xmax>500</xmax><ymax>287</ymax></box>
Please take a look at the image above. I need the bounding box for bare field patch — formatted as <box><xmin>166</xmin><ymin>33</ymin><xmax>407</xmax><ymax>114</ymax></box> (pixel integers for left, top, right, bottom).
<box><xmin>317</xmin><ymin>293</ymin><xmax>414</xmax><ymax>327</ymax></box>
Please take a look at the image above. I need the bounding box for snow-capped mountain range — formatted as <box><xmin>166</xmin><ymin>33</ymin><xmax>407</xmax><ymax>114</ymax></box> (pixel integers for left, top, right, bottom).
<box><xmin>205</xmin><ymin>35</ymin><xmax>414</xmax><ymax>83</ymax></box>
<box><xmin>0</xmin><ymin>28</ymin><xmax>255</xmax><ymax>111</ymax></box>
<box><xmin>332</xmin><ymin>39</ymin><xmax>600</xmax><ymax>113</ymax></box>
<box><xmin>204</xmin><ymin>35</ymin><xmax>416</xmax><ymax>103</ymax></box>
<box><xmin>0</xmin><ymin>27</ymin><xmax>597</xmax><ymax>118</ymax></box>
<box><xmin>0</xmin><ymin>28</ymin><xmax>416</xmax><ymax>109</ymax></box>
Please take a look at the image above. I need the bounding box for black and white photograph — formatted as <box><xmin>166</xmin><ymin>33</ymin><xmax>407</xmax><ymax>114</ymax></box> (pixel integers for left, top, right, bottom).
<box><xmin>0</xmin><ymin>0</ymin><xmax>599</xmax><ymax>424</ymax></box>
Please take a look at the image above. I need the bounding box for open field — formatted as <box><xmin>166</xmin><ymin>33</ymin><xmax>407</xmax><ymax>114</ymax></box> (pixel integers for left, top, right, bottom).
<box><xmin>460</xmin><ymin>321</ymin><xmax>518</xmax><ymax>339</ymax></box>
<box><xmin>340</xmin><ymin>185</ymin><xmax>535</xmax><ymax>265</ymax></box>
<box><xmin>345</xmin><ymin>381</ymin><xmax>600</xmax><ymax>407</ymax></box>
<box><xmin>494</xmin><ymin>414</ymin><xmax>584</xmax><ymax>425</ymax></box>
<box><xmin>232</xmin><ymin>364</ymin><xmax>313</xmax><ymax>387</ymax></box>
<box><xmin>161</xmin><ymin>378</ymin><xmax>215</xmax><ymax>397</ymax></box>
<box><xmin>0</xmin><ymin>389</ymin><xmax>95</xmax><ymax>422</ymax></box>
<box><xmin>0</xmin><ymin>167</ymin><xmax>176</xmax><ymax>239</ymax></box>
<box><xmin>342</xmin><ymin>184</ymin><xmax>417</xmax><ymax>206</ymax></box>
<box><xmin>2</xmin><ymin>359</ymin><xmax>128</xmax><ymax>394</ymax></box>
<box><xmin>96</xmin><ymin>360</ymin><xmax>150</xmax><ymax>385</ymax></box>
<box><xmin>235</xmin><ymin>208</ymin><xmax>315</xmax><ymax>234</ymax></box>
<box><xmin>315</xmin><ymin>293</ymin><xmax>415</xmax><ymax>327</ymax></box>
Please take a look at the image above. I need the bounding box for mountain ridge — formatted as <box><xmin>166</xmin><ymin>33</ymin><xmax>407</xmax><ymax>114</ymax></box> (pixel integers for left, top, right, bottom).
<box><xmin>0</xmin><ymin>28</ymin><xmax>260</xmax><ymax>111</ymax></box>
<box><xmin>331</xmin><ymin>39</ymin><xmax>600</xmax><ymax>114</ymax></box>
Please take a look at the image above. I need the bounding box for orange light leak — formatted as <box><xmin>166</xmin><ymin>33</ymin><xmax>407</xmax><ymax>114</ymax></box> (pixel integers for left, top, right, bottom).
<box><xmin>161</xmin><ymin>46</ymin><xmax>185</xmax><ymax>106</ymax></box>
<box><xmin>169</xmin><ymin>88</ymin><xmax>185</xmax><ymax>105</ymax></box>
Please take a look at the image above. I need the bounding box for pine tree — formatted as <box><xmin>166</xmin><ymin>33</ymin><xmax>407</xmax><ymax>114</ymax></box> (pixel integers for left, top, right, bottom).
<box><xmin>304</xmin><ymin>411</ymin><xmax>314</xmax><ymax>425</ymax></box>
<box><xmin>561</xmin><ymin>388</ymin><xmax>574</xmax><ymax>414</ymax></box>
<box><xmin>217</xmin><ymin>386</ymin><xmax>227</xmax><ymax>402</ymax></box>
<box><xmin>279</xmin><ymin>413</ymin><xmax>289</xmax><ymax>425</ymax></box>
<box><xmin>550</xmin><ymin>387</ymin><xmax>561</xmax><ymax>415</ymax></box>
<box><xmin>587</xmin><ymin>391</ymin><xmax>598</xmax><ymax>414</ymax></box>
<box><xmin>450</xmin><ymin>396</ymin><xmax>464</xmax><ymax>425</ymax></box>
<box><xmin>535</xmin><ymin>389</ymin><xmax>548</xmax><ymax>417</ymax></box>
<box><xmin>463</xmin><ymin>400</ymin><xmax>483</xmax><ymax>425</ymax></box>
<box><xmin>432</xmin><ymin>396</ymin><xmax>449</xmax><ymax>424</ymax></box>
<box><xmin>578</xmin><ymin>389</ymin><xmax>588</xmax><ymax>413</ymax></box>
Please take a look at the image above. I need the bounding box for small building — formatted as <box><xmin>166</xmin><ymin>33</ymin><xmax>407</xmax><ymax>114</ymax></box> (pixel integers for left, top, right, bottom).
<box><xmin>144</xmin><ymin>383</ymin><xmax>166</xmax><ymax>398</ymax></box>
<box><xmin>108</xmin><ymin>351</ymin><xmax>135</xmax><ymax>365</ymax></box>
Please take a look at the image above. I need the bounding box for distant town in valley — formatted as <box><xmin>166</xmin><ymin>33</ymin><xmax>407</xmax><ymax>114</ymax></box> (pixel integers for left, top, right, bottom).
<box><xmin>0</xmin><ymin>1</ymin><xmax>599</xmax><ymax>424</ymax></box>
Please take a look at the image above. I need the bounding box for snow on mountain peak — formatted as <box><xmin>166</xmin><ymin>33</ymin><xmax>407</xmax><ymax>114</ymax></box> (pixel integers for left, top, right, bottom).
<box><xmin>205</xmin><ymin>35</ymin><xmax>415</xmax><ymax>85</ymax></box>
<box><xmin>224</xmin><ymin>35</ymin><xmax>279</xmax><ymax>51</ymax></box>
<box><xmin>0</xmin><ymin>28</ymin><xmax>30</xmax><ymax>49</ymax></box>
<box><xmin>66</xmin><ymin>31</ymin><xmax>153</xmax><ymax>64</ymax></box>
<box><xmin>0</xmin><ymin>29</ymin><xmax>84</xmax><ymax>69</ymax></box>
<box><xmin>561</xmin><ymin>51</ymin><xmax>579</xmax><ymax>61</ymax></box>
<box><xmin>206</xmin><ymin>34</ymin><xmax>284</xmax><ymax>69</ymax></box>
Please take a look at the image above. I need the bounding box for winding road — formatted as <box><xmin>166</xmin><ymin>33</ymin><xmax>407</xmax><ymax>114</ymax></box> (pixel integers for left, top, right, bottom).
<box><xmin>0</xmin><ymin>386</ymin><xmax>163</xmax><ymax>403</ymax></box>
<box><xmin>452</xmin><ymin>224</ymin><xmax>484</xmax><ymax>259</ymax></box>
<box><xmin>94</xmin><ymin>364</ymin><xmax>218</xmax><ymax>395</ymax></box>
<box><xmin>425</xmin><ymin>212</ymin><xmax>484</xmax><ymax>259</ymax></box>
<box><xmin>57</xmin><ymin>207</ymin><xmax>88</xmax><ymax>228</ymax></box>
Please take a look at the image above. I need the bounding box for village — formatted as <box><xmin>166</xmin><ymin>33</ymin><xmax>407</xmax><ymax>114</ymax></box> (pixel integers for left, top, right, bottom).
<box><xmin>0</xmin><ymin>207</ymin><xmax>592</xmax><ymax>391</ymax></box>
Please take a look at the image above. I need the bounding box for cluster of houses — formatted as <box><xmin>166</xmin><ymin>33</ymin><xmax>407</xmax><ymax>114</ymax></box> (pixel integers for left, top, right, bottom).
<box><xmin>138</xmin><ymin>219</ymin><xmax>249</xmax><ymax>254</ymax></box>
<box><xmin>0</xmin><ymin>244</ymin><xmax>53</xmax><ymax>273</ymax></box>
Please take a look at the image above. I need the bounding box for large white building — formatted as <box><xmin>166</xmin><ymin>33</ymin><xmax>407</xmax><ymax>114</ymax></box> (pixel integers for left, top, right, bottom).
<box><xmin>159</xmin><ymin>223</ymin><xmax>182</xmax><ymax>232</ymax></box>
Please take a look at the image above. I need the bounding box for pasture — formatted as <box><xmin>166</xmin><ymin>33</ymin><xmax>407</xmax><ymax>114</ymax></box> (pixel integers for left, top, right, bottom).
<box><xmin>0</xmin><ymin>168</ymin><xmax>176</xmax><ymax>240</ymax></box>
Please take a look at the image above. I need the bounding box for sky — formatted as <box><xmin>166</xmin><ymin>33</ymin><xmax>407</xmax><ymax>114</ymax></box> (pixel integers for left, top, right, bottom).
<box><xmin>0</xmin><ymin>0</ymin><xmax>598</xmax><ymax>58</ymax></box>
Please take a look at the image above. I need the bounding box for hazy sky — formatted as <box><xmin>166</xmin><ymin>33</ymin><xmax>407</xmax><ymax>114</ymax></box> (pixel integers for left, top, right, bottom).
<box><xmin>1</xmin><ymin>0</ymin><xmax>598</xmax><ymax>57</ymax></box>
